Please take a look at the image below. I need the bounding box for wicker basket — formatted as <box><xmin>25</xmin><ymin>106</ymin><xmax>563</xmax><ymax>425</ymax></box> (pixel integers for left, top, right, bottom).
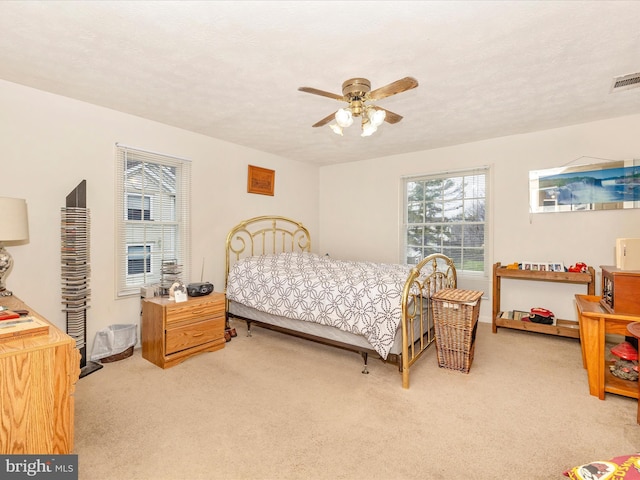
<box><xmin>432</xmin><ymin>289</ymin><xmax>483</xmax><ymax>373</ymax></box>
<box><xmin>100</xmin><ymin>345</ymin><xmax>134</xmax><ymax>363</ymax></box>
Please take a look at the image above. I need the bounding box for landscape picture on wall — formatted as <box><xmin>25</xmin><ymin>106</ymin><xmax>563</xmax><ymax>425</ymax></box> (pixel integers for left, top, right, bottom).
<box><xmin>529</xmin><ymin>160</ymin><xmax>640</xmax><ymax>213</ymax></box>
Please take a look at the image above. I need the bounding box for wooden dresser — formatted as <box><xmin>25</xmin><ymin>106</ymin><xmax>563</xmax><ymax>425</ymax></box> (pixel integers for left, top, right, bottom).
<box><xmin>141</xmin><ymin>293</ymin><xmax>225</xmax><ymax>369</ymax></box>
<box><xmin>0</xmin><ymin>295</ymin><xmax>80</xmax><ymax>454</ymax></box>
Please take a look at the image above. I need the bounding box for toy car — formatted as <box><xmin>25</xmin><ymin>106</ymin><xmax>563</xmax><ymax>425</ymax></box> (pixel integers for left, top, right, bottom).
<box><xmin>568</xmin><ymin>262</ymin><xmax>587</xmax><ymax>273</ymax></box>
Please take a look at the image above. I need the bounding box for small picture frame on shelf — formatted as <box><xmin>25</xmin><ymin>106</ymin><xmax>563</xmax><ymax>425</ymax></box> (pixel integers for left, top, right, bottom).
<box><xmin>513</xmin><ymin>310</ymin><xmax>530</xmax><ymax>321</ymax></box>
<box><xmin>522</xmin><ymin>261</ymin><xmax>566</xmax><ymax>272</ymax></box>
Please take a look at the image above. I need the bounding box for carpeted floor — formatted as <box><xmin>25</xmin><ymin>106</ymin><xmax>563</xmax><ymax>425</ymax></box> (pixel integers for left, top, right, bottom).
<box><xmin>74</xmin><ymin>321</ymin><xmax>640</xmax><ymax>479</ymax></box>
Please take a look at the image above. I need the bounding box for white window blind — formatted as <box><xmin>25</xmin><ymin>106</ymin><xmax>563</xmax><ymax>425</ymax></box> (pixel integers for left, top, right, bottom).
<box><xmin>402</xmin><ymin>166</ymin><xmax>489</xmax><ymax>274</ymax></box>
<box><xmin>115</xmin><ymin>144</ymin><xmax>191</xmax><ymax>297</ymax></box>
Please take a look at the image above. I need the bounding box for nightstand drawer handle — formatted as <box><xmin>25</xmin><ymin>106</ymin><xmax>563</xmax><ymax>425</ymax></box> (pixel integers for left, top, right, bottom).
<box><xmin>192</xmin><ymin>332</ymin><xmax>204</xmax><ymax>337</ymax></box>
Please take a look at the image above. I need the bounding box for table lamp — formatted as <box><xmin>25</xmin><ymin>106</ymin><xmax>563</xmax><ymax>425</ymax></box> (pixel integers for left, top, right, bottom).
<box><xmin>0</xmin><ymin>197</ymin><xmax>29</xmax><ymax>297</ymax></box>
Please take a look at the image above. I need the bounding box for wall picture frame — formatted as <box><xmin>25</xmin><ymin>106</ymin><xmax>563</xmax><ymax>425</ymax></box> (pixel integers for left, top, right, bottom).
<box><xmin>247</xmin><ymin>165</ymin><xmax>275</xmax><ymax>196</ymax></box>
<box><xmin>529</xmin><ymin>159</ymin><xmax>640</xmax><ymax>213</ymax></box>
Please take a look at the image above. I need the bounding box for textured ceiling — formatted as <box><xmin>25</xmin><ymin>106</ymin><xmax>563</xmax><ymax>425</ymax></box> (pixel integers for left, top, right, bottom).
<box><xmin>1</xmin><ymin>1</ymin><xmax>639</xmax><ymax>165</ymax></box>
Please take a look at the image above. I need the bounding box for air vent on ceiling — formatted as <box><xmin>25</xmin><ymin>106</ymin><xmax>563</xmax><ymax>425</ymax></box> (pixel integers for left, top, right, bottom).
<box><xmin>610</xmin><ymin>72</ymin><xmax>640</xmax><ymax>92</ymax></box>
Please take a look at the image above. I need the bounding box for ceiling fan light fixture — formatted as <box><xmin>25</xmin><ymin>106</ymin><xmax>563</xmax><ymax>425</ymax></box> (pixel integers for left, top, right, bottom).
<box><xmin>329</xmin><ymin>124</ymin><xmax>343</xmax><ymax>136</ymax></box>
<box><xmin>361</xmin><ymin>118</ymin><xmax>377</xmax><ymax>137</ymax></box>
<box><xmin>300</xmin><ymin>76</ymin><xmax>418</xmax><ymax>137</ymax></box>
<box><xmin>368</xmin><ymin>107</ymin><xmax>386</xmax><ymax>127</ymax></box>
<box><xmin>335</xmin><ymin>108</ymin><xmax>353</xmax><ymax>128</ymax></box>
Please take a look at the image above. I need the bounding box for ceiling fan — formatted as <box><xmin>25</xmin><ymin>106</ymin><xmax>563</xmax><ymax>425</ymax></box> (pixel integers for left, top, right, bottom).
<box><xmin>298</xmin><ymin>76</ymin><xmax>418</xmax><ymax>137</ymax></box>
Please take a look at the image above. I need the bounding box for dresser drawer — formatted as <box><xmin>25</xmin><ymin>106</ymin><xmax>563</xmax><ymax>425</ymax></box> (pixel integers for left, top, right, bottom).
<box><xmin>165</xmin><ymin>297</ymin><xmax>225</xmax><ymax>325</ymax></box>
<box><xmin>165</xmin><ymin>317</ymin><xmax>225</xmax><ymax>354</ymax></box>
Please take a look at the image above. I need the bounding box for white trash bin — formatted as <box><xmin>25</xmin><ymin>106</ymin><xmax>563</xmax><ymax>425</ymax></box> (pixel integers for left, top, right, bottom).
<box><xmin>90</xmin><ymin>324</ymin><xmax>137</xmax><ymax>363</ymax></box>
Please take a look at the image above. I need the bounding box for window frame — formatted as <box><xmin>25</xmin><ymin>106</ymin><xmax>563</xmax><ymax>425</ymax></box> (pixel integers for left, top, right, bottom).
<box><xmin>401</xmin><ymin>166</ymin><xmax>490</xmax><ymax>276</ymax></box>
<box><xmin>115</xmin><ymin>144</ymin><xmax>191</xmax><ymax>298</ymax></box>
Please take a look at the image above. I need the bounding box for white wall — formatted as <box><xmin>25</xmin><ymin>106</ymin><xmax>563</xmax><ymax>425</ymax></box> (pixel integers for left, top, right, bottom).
<box><xmin>0</xmin><ymin>79</ymin><xmax>319</xmax><ymax>356</ymax></box>
<box><xmin>318</xmin><ymin>115</ymin><xmax>640</xmax><ymax>322</ymax></box>
<box><xmin>3</xmin><ymin>75</ymin><xmax>639</xmax><ymax>353</ymax></box>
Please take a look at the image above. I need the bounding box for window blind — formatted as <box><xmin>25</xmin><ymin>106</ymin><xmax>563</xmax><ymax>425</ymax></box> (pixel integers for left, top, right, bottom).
<box><xmin>115</xmin><ymin>144</ymin><xmax>191</xmax><ymax>297</ymax></box>
<box><xmin>402</xmin><ymin>166</ymin><xmax>489</xmax><ymax>274</ymax></box>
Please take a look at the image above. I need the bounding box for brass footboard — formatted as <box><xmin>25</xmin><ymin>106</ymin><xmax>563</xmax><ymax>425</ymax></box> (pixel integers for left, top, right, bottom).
<box><xmin>400</xmin><ymin>254</ymin><xmax>457</xmax><ymax>388</ymax></box>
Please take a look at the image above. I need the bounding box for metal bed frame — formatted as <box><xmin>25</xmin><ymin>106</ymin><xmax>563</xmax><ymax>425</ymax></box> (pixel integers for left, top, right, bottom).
<box><xmin>224</xmin><ymin>215</ymin><xmax>456</xmax><ymax>389</ymax></box>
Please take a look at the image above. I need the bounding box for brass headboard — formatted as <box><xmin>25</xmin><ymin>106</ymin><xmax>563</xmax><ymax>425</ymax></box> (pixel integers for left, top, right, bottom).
<box><xmin>224</xmin><ymin>215</ymin><xmax>311</xmax><ymax>291</ymax></box>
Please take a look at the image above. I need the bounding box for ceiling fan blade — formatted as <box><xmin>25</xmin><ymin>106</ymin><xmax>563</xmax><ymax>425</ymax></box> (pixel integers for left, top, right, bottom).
<box><xmin>377</xmin><ymin>108</ymin><xmax>403</xmax><ymax>124</ymax></box>
<box><xmin>298</xmin><ymin>87</ymin><xmax>344</xmax><ymax>101</ymax></box>
<box><xmin>312</xmin><ymin>111</ymin><xmax>337</xmax><ymax>128</ymax></box>
<box><xmin>368</xmin><ymin>77</ymin><xmax>419</xmax><ymax>101</ymax></box>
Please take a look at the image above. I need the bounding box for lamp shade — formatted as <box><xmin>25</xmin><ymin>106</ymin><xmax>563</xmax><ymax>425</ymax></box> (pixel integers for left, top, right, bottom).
<box><xmin>335</xmin><ymin>108</ymin><xmax>354</xmax><ymax>128</ymax></box>
<box><xmin>329</xmin><ymin>124</ymin><xmax>344</xmax><ymax>136</ymax></box>
<box><xmin>0</xmin><ymin>197</ymin><xmax>29</xmax><ymax>242</ymax></box>
<box><xmin>369</xmin><ymin>108</ymin><xmax>386</xmax><ymax>127</ymax></box>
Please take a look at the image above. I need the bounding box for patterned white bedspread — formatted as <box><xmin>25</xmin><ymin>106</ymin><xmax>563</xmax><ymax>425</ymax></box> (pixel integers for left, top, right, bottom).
<box><xmin>226</xmin><ymin>253</ymin><xmax>415</xmax><ymax>359</ymax></box>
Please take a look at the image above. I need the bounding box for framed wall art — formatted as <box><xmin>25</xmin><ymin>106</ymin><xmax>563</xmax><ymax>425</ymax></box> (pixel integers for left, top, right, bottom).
<box><xmin>247</xmin><ymin>165</ymin><xmax>275</xmax><ymax>196</ymax></box>
<box><xmin>529</xmin><ymin>159</ymin><xmax>640</xmax><ymax>213</ymax></box>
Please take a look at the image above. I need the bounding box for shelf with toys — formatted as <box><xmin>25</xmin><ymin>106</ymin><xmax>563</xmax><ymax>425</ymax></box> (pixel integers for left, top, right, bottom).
<box><xmin>492</xmin><ymin>261</ymin><xmax>595</xmax><ymax>338</ymax></box>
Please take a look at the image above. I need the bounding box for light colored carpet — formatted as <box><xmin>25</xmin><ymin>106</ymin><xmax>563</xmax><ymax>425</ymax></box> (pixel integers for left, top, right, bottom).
<box><xmin>74</xmin><ymin>321</ymin><xmax>640</xmax><ymax>480</ymax></box>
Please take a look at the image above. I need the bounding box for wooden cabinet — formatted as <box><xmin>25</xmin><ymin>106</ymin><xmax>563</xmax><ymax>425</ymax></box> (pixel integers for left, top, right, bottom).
<box><xmin>492</xmin><ymin>262</ymin><xmax>595</xmax><ymax>338</ymax></box>
<box><xmin>142</xmin><ymin>293</ymin><xmax>226</xmax><ymax>369</ymax></box>
<box><xmin>575</xmin><ymin>294</ymin><xmax>640</xmax><ymax>400</ymax></box>
<box><xmin>0</xmin><ymin>295</ymin><xmax>80</xmax><ymax>454</ymax></box>
<box><xmin>600</xmin><ymin>266</ymin><xmax>640</xmax><ymax>315</ymax></box>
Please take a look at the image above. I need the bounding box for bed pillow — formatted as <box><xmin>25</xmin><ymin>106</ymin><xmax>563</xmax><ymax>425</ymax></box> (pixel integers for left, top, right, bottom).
<box><xmin>564</xmin><ymin>453</ymin><xmax>640</xmax><ymax>479</ymax></box>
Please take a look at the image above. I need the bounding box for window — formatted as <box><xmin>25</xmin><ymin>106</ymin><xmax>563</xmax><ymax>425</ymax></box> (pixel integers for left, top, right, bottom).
<box><xmin>127</xmin><ymin>244</ymin><xmax>152</xmax><ymax>275</ymax></box>
<box><xmin>115</xmin><ymin>144</ymin><xmax>191</xmax><ymax>297</ymax></box>
<box><xmin>403</xmin><ymin>167</ymin><xmax>489</xmax><ymax>274</ymax></box>
<box><xmin>127</xmin><ymin>194</ymin><xmax>151</xmax><ymax>221</ymax></box>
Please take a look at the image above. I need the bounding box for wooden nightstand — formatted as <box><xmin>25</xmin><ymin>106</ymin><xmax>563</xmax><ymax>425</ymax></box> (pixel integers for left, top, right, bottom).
<box><xmin>142</xmin><ymin>293</ymin><xmax>225</xmax><ymax>369</ymax></box>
